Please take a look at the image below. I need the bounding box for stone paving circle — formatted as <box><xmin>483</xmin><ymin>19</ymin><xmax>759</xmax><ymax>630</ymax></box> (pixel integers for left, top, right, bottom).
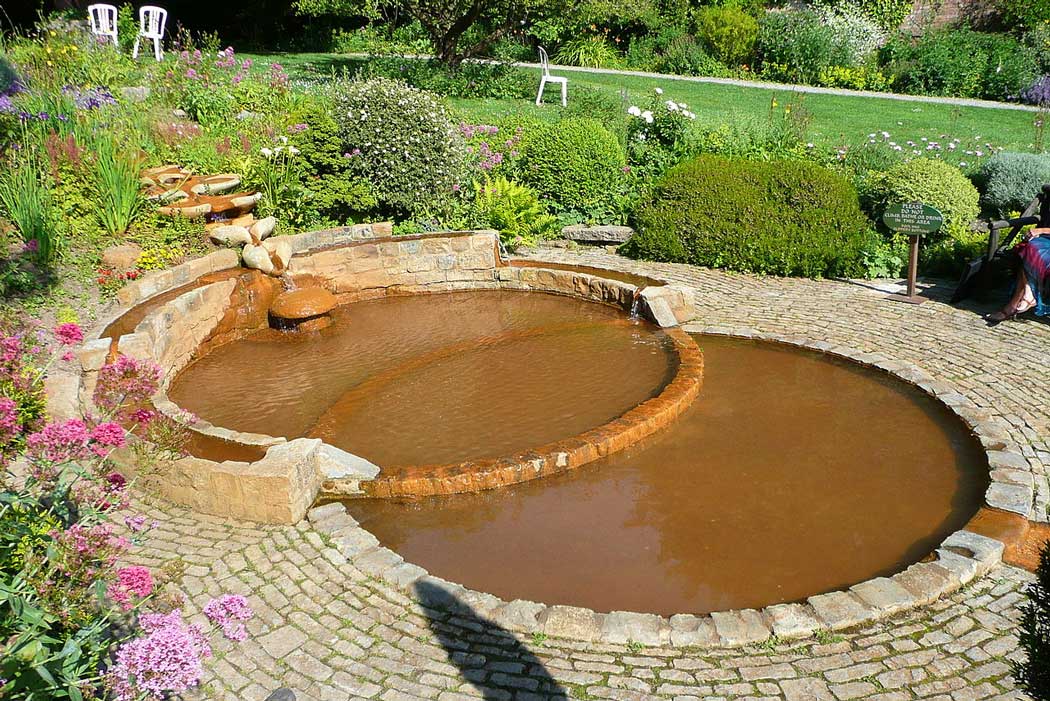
<box><xmin>120</xmin><ymin>248</ymin><xmax>1049</xmax><ymax>701</ymax></box>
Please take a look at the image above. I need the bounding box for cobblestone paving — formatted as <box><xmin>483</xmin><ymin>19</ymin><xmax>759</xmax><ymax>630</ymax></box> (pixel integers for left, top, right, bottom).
<box><xmin>132</xmin><ymin>254</ymin><xmax>1050</xmax><ymax>700</ymax></box>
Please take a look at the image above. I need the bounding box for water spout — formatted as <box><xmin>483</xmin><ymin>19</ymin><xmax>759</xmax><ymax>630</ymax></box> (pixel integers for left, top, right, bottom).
<box><xmin>280</xmin><ymin>272</ymin><xmax>297</xmax><ymax>292</ymax></box>
<box><xmin>629</xmin><ymin>288</ymin><xmax>643</xmax><ymax>319</ymax></box>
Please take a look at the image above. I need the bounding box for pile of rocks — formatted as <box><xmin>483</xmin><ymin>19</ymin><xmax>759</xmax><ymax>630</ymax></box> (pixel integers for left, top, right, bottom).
<box><xmin>208</xmin><ymin>216</ymin><xmax>292</xmax><ymax>276</ymax></box>
<box><xmin>142</xmin><ymin>165</ymin><xmax>261</xmax><ymax>221</ymax></box>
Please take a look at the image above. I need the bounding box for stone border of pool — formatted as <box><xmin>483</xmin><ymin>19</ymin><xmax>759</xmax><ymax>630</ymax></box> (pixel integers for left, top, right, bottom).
<box><xmin>55</xmin><ymin>228</ymin><xmax>700</xmax><ymax>523</ymax></box>
<box><xmin>301</xmin><ymin>327</ymin><xmax>1033</xmax><ymax>650</ymax></box>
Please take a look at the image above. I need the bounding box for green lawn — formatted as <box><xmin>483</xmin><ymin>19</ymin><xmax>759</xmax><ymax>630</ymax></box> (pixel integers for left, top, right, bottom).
<box><xmin>248</xmin><ymin>51</ymin><xmax>1042</xmax><ymax>153</ymax></box>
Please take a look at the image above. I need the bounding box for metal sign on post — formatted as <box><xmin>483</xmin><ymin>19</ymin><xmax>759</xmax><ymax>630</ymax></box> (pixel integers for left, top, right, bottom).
<box><xmin>882</xmin><ymin>202</ymin><xmax>943</xmax><ymax>305</ymax></box>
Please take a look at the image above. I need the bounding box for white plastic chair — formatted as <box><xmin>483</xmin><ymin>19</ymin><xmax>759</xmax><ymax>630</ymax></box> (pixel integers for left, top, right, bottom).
<box><xmin>535</xmin><ymin>47</ymin><xmax>568</xmax><ymax>107</ymax></box>
<box><xmin>132</xmin><ymin>6</ymin><xmax>168</xmax><ymax>62</ymax></box>
<box><xmin>87</xmin><ymin>4</ymin><xmax>119</xmax><ymax>46</ymax></box>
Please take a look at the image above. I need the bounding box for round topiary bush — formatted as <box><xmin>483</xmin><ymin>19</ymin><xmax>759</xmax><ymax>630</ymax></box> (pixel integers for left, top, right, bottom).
<box><xmin>517</xmin><ymin>117</ymin><xmax>626</xmax><ymax>215</ymax></box>
<box><xmin>332</xmin><ymin>77</ymin><xmax>467</xmax><ymax>214</ymax></box>
<box><xmin>623</xmin><ymin>155</ymin><xmax>874</xmax><ymax>277</ymax></box>
<box><xmin>866</xmin><ymin>158</ymin><xmax>980</xmax><ymax>241</ymax></box>
<box><xmin>978</xmin><ymin>151</ymin><xmax>1050</xmax><ymax>216</ymax></box>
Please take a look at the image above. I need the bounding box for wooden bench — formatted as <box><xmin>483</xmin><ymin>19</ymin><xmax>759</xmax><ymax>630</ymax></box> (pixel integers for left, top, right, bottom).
<box><xmin>952</xmin><ymin>184</ymin><xmax>1049</xmax><ymax>303</ymax></box>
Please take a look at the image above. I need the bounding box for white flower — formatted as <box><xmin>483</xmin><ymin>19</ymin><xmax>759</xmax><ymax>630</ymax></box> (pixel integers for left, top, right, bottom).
<box><xmin>880</xmin><ymin>131</ymin><xmax>890</xmax><ymax>138</ymax></box>
<box><xmin>642</xmin><ymin>110</ymin><xmax>653</xmax><ymax>123</ymax></box>
<box><xmin>279</xmin><ymin>136</ymin><xmax>288</xmax><ymax>144</ymax></box>
<box><xmin>274</xmin><ymin>146</ymin><xmax>284</xmax><ymax>155</ymax></box>
<box><xmin>679</xmin><ymin>101</ymin><xmax>688</xmax><ymax>108</ymax></box>
<box><xmin>288</xmin><ymin>146</ymin><xmax>300</xmax><ymax>156</ymax></box>
<box><xmin>806</xmin><ymin>142</ymin><xmax>814</xmax><ymax>148</ymax></box>
<box><xmin>666</xmin><ymin>100</ymin><xmax>678</xmax><ymax>111</ymax></box>
<box><xmin>628</xmin><ymin>105</ymin><xmax>641</xmax><ymax>116</ymax></box>
<box><xmin>260</xmin><ymin>147</ymin><xmax>273</xmax><ymax>158</ymax></box>
<box><xmin>654</xmin><ymin>87</ymin><xmax>663</xmax><ymax>95</ymax></box>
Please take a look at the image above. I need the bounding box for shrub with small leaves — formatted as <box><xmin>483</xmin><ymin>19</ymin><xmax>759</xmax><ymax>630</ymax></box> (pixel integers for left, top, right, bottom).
<box><xmin>624</xmin><ymin>155</ymin><xmax>874</xmax><ymax>278</ymax></box>
<box><xmin>865</xmin><ymin>158</ymin><xmax>980</xmax><ymax>243</ymax></box>
<box><xmin>694</xmin><ymin>6</ymin><xmax>759</xmax><ymax>67</ymax></box>
<box><xmin>978</xmin><ymin>151</ymin><xmax>1050</xmax><ymax>216</ymax></box>
<box><xmin>517</xmin><ymin>118</ymin><xmax>625</xmax><ymax>219</ymax></box>
<box><xmin>332</xmin><ymin>78</ymin><xmax>467</xmax><ymax>216</ymax></box>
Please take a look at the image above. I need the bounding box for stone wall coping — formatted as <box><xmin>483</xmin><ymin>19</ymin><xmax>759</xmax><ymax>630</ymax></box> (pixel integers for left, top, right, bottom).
<box><xmin>305</xmin><ymin>326</ymin><xmax>1024</xmax><ymax>651</ymax></box>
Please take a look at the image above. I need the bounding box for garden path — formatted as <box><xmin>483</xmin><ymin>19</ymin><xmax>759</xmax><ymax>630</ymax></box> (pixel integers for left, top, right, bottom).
<box><xmin>130</xmin><ymin>252</ymin><xmax>1050</xmax><ymax>701</ymax></box>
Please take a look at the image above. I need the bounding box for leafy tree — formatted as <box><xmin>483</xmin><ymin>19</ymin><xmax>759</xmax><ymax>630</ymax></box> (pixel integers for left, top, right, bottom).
<box><xmin>294</xmin><ymin>0</ymin><xmax>560</xmax><ymax>66</ymax></box>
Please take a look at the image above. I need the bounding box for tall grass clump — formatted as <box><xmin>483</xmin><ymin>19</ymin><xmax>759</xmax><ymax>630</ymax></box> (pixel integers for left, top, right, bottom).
<box><xmin>89</xmin><ymin>137</ymin><xmax>144</xmax><ymax>237</ymax></box>
<box><xmin>0</xmin><ymin>154</ymin><xmax>58</xmax><ymax>263</ymax></box>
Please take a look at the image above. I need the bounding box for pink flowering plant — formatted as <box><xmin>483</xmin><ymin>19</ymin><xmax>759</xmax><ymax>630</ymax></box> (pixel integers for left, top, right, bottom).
<box><xmin>0</xmin><ymin>322</ymin><xmax>253</xmax><ymax>700</ymax></box>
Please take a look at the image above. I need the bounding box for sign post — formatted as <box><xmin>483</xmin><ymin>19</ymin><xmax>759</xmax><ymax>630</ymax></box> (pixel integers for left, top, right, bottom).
<box><xmin>881</xmin><ymin>202</ymin><xmax>944</xmax><ymax>305</ymax></box>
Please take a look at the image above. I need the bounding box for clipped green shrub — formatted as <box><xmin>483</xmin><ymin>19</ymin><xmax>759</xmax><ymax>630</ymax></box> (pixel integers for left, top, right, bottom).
<box><xmin>517</xmin><ymin>118</ymin><xmax>626</xmax><ymax>215</ymax></box>
<box><xmin>332</xmin><ymin>77</ymin><xmax>467</xmax><ymax>214</ymax></box>
<box><xmin>978</xmin><ymin>152</ymin><xmax>1050</xmax><ymax>216</ymax></box>
<box><xmin>881</xmin><ymin>30</ymin><xmax>1038</xmax><ymax>101</ymax></box>
<box><xmin>623</xmin><ymin>155</ymin><xmax>873</xmax><ymax>277</ymax></box>
<box><xmin>695</xmin><ymin>6</ymin><xmax>759</xmax><ymax>66</ymax></box>
<box><xmin>865</xmin><ymin>158</ymin><xmax>980</xmax><ymax>242</ymax></box>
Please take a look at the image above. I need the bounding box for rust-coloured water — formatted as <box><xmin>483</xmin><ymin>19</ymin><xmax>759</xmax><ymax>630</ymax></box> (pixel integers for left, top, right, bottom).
<box><xmin>349</xmin><ymin>336</ymin><xmax>988</xmax><ymax>615</ymax></box>
<box><xmin>168</xmin><ymin>291</ymin><xmax>675</xmax><ymax>466</ymax></box>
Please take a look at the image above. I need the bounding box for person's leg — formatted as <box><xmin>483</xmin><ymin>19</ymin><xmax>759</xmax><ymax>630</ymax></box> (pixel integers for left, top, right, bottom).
<box><xmin>990</xmin><ymin>267</ymin><xmax>1035</xmax><ymax>320</ymax></box>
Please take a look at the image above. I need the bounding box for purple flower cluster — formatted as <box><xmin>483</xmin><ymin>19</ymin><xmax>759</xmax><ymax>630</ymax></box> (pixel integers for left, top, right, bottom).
<box><xmin>92</xmin><ymin>355</ymin><xmax>162</xmax><ymax>423</ymax></box>
<box><xmin>61</xmin><ymin>85</ymin><xmax>117</xmax><ymax>110</ymax></box>
<box><xmin>204</xmin><ymin>594</ymin><xmax>254</xmax><ymax>641</ymax></box>
<box><xmin>459</xmin><ymin>123</ymin><xmax>499</xmax><ymax>139</ymax></box>
<box><xmin>107</xmin><ymin>610</ymin><xmax>212</xmax><ymax>701</ymax></box>
<box><xmin>215</xmin><ymin>46</ymin><xmax>236</xmax><ymax>69</ymax></box>
<box><xmin>1022</xmin><ymin>75</ymin><xmax>1050</xmax><ymax>107</ymax></box>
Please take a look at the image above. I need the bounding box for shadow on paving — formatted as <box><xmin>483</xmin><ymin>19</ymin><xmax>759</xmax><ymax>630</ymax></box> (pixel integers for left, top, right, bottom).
<box><xmin>414</xmin><ymin>580</ymin><xmax>569</xmax><ymax>700</ymax></box>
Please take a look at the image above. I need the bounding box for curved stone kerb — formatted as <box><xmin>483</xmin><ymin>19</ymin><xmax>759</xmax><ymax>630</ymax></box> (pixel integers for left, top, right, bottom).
<box><xmin>345</xmin><ymin>327</ymin><xmax>702</xmax><ymax>499</ymax></box>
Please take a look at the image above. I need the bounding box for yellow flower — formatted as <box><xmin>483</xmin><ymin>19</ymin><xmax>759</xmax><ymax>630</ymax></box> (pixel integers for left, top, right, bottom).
<box><xmin>771</xmin><ymin>99</ymin><xmax>778</xmax><ymax>107</ymax></box>
<box><xmin>785</xmin><ymin>107</ymin><xmax>791</xmax><ymax>114</ymax></box>
<box><xmin>49</xmin><ymin>31</ymin><xmax>56</xmax><ymax>37</ymax></box>
<box><xmin>70</xmin><ymin>45</ymin><xmax>78</xmax><ymax>52</ymax></box>
<box><xmin>46</xmin><ymin>46</ymin><xmax>52</xmax><ymax>54</ymax></box>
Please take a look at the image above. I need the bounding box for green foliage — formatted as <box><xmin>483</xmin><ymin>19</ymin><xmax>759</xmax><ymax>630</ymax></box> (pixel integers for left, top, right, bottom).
<box><xmin>1016</xmin><ymin>539</ymin><xmax>1050</xmax><ymax>699</ymax></box>
<box><xmin>624</xmin><ymin>154</ymin><xmax>873</xmax><ymax>278</ymax></box>
<box><xmin>562</xmin><ymin>86</ymin><xmax>628</xmax><ymax>138</ymax></box>
<box><xmin>470</xmin><ymin>176</ymin><xmax>558</xmax><ymax>248</ymax></box>
<box><xmin>1002</xmin><ymin>0</ymin><xmax>1050</xmax><ymax>30</ymax></box>
<box><xmin>87</xmin><ymin>137</ymin><xmax>144</xmax><ymax>237</ymax></box>
<box><xmin>0</xmin><ymin>154</ymin><xmax>58</xmax><ymax>264</ymax></box>
<box><xmin>864</xmin><ymin>158</ymin><xmax>980</xmax><ymax>243</ymax></box>
<box><xmin>695</xmin><ymin>6</ymin><xmax>759</xmax><ymax>67</ymax></box>
<box><xmin>815</xmin><ymin>0</ymin><xmax>913</xmax><ymax>31</ymax></box>
<box><xmin>656</xmin><ymin>35</ymin><xmax>731</xmax><ymax>76</ymax></box>
<box><xmin>332</xmin><ymin>77</ymin><xmax>467</xmax><ymax>215</ymax></box>
<box><xmin>517</xmin><ymin>117</ymin><xmax>626</xmax><ymax>218</ymax></box>
<box><xmin>291</xmin><ymin>99</ymin><xmax>378</xmax><ymax>224</ymax></box>
<box><xmin>1024</xmin><ymin>21</ymin><xmax>1050</xmax><ymax>74</ymax></box>
<box><xmin>0</xmin><ymin>56</ymin><xmax>19</xmax><ymax>94</ymax></box>
<box><xmin>817</xmin><ymin>6</ymin><xmax>886</xmax><ymax>65</ymax></box>
<box><xmin>757</xmin><ymin>10</ymin><xmax>852</xmax><ymax>84</ymax></box>
<box><xmin>358</xmin><ymin>58</ymin><xmax>534</xmax><ymax>99</ymax></box>
<box><xmin>555</xmin><ymin>35</ymin><xmax>624</xmax><ymax>68</ymax></box>
<box><xmin>881</xmin><ymin>30</ymin><xmax>1038</xmax><ymax>102</ymax></box>
<box><xmin>977</xmin><ymin>151</ymin><xmax>1050</xmax><ymax>216</ymax></box>
<box><xmin>817</xmin><ymin>63</ymin><xmax>891</xmax><ymax>91</ymax></box>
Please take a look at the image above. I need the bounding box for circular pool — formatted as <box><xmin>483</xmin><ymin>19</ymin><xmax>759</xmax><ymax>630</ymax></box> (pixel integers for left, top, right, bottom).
<box><xmin>169</xmin><ymin>290</ymin><xmax>678</xmax><ymax>468</ymax></box>
<box><xmin>348</xmin><ymin>335</ymin><xmax>989</xmax><ymax>615</ymax></box>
